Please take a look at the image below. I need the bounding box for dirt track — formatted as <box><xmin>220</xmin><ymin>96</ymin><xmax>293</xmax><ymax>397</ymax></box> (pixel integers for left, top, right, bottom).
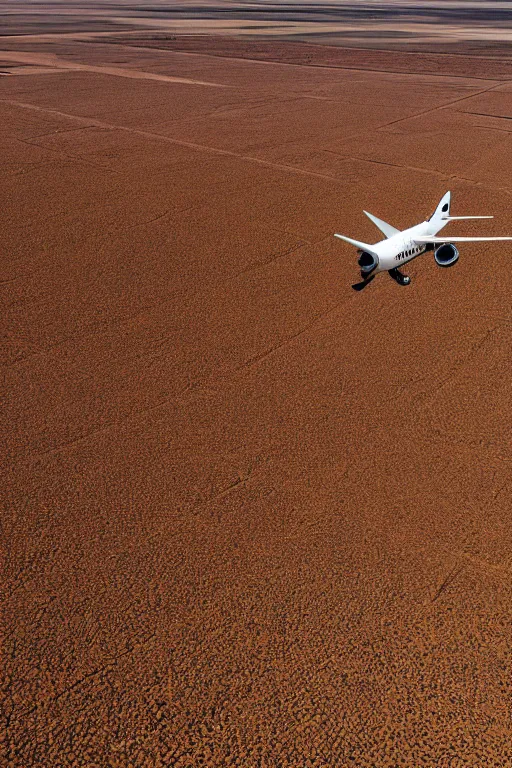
<box><xmin>2</xmin><ymin>30</ymin><xmax>512</xmax><ymax>767</ymax></box>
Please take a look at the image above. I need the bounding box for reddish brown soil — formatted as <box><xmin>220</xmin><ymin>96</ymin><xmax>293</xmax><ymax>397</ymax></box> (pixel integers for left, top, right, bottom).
<box><xmin>2</xmin><ymin>32</ymin><xmax>512</xmax><ymax>767</ymax></box>
<box><xmin>104</xmin><ymin>34</ymin><xmax>512</xmax><ymax>80</ymax></box>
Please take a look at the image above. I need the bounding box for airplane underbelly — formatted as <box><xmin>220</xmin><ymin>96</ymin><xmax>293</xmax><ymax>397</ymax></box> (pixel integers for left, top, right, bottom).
<box><xmin>379</xmin><ymin>252</ymin><xmax>402</xmax><ymax>271</ymax></box>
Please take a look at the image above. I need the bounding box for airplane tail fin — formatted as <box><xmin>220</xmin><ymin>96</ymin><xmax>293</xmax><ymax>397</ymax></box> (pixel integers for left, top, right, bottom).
<box><xmin>429</xmin><ymin>191</ymin><xmax>451</xmax><ymax>222</ymax></box>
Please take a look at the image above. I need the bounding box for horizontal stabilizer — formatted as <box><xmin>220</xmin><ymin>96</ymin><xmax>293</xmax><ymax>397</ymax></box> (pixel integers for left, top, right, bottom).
<box><xmin>441</xmin><ymin>216</ymin><xmax>493</xmax><ymax>220</ymax></box>
<box><xmin>363</xmin><ymin>210</ymin><xmax>400</xmax><ymax>238</ymax></box>
<box><xmin>414</xmin><ymin>236</ymin><xmax>512</xmax><ymax>244</ymax></box>
<box><xmin>334</xmin><ymin>233</ymin><xmax>379</xmax><ymax>257</ymax></box>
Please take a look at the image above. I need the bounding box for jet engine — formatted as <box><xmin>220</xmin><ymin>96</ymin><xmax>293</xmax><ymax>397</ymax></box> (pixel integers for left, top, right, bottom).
<box><xmin>358</xmin><ymin>251</ymin><xmax>379</xmax><ymax>274</ymax></box>
<box><xmin>434</xmin><ymin>243</ymin><xmax>459</xmax><ymax>268</ymax></box>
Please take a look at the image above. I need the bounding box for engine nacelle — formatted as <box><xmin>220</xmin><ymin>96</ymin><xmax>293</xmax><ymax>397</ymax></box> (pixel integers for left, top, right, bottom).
<box><xmin>358</xmin><ymin>250</ymin><xmax>379</xmax><ymax>274</ymax></box>
<box><xmin>434</xmin><ymin>243</ymin><xmax>459</xmax><ymax>268</ymax></box>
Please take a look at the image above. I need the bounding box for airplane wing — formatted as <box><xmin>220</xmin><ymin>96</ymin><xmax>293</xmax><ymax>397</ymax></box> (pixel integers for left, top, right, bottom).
<box><xmin>414</xmin><ymin>236</ymin><xmax>512</xmax><ymax>244</ymax></box>
<box><xmin>334</xmin><ymin>233</ymin><xmax>380</xmax><ymax>257</ymax></box>
<box><xmin>363</xmin><ymin>211</ymin><xmax>400</xmax><ymax>238</ymax></box>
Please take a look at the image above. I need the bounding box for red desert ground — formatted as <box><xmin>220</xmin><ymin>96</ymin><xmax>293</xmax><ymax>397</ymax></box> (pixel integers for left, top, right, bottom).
<box><xmin>2</xmin><ymin>2</ymin><xmax>512</xmax><ymax>765</ymax></box>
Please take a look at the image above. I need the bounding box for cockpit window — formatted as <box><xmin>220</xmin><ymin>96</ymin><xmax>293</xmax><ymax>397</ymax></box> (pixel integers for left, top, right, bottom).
<box><xmin>442</xmin><ymin>203</ymin><xmax>449</xmax><ymax>212</ymax></box>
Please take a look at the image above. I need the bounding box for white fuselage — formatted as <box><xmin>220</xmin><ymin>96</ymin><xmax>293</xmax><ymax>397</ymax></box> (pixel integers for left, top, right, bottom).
<box><xmin>371</xmin><ymin>218</ymin><xmax>446</xmax><ymax>273</ymax></box>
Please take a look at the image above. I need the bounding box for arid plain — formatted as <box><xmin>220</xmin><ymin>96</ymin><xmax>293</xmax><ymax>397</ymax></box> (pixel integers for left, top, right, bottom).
<box><xmin>3</xmin><ymin>14</ymin><xmax>512</xmax><ymax>768</ymax></box>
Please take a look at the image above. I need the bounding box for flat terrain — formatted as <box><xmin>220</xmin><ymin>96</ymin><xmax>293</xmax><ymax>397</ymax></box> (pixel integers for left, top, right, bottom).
<box><xmin>2</xmin><ymin>0</ymin><xmax>512</xmax><ymax>54</ymax></box>
<box><xmin>2</xmin><ymin>24</ymin><xmax>512</xmax><ymax>768</ymax></box>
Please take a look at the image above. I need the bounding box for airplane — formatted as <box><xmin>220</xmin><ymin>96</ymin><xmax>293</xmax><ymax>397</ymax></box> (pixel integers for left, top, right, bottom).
<box><xmin>334</xmin><ymin>191</ymin><xmax>512</xmax><ymax>291</ymax></box>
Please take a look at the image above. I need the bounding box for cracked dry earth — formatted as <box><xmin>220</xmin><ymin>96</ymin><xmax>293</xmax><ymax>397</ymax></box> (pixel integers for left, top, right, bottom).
<box><xmin>2</xmin><ymin>33</ymin><xmax>512</xmax><ymax>768</ymax></box>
